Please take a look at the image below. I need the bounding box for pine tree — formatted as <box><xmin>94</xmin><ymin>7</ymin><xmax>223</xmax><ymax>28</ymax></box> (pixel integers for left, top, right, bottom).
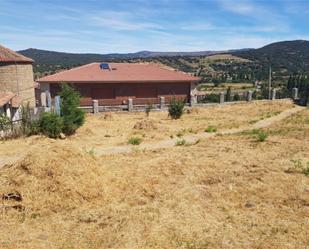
<box><xmin>60</xmin><ymin>84</ymin><xmax>85</xmax><ymax>135</ymax></box>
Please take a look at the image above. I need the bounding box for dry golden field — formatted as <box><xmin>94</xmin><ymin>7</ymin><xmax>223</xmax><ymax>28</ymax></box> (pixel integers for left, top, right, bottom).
<box><xmin>0</xmin><ymin>100</ymin><xmax>308</xmax><ymax>249</ymax></box>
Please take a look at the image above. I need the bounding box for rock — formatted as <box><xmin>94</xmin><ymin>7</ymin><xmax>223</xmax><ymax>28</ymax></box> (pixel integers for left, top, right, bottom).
<box><xmin>59</xmin><ymin>133</ymin><xmax>66</xmax><ymax>139</ymax></box>
<box><xmin>245</xmin><ymin>202</ymin><xmax>255</xmax><ymax>208</ymax></box>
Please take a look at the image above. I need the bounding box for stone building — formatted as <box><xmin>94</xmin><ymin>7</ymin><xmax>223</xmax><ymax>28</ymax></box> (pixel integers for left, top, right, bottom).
<box><xmin>0</xmin><ymin>44</ymin><xmax>35</xmax><ymax>107</ymax></box>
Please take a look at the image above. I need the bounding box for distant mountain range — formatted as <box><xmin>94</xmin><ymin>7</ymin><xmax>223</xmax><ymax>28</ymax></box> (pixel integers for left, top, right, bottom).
<box><xmin>18</xmin><ymin>40</ymin><xmax>309</xmax><ymax>81</ymax></box>
<box><xmin>18</xmin><ymin>48</ymin><xmax>249</xmax><ymax>65</ymax></box>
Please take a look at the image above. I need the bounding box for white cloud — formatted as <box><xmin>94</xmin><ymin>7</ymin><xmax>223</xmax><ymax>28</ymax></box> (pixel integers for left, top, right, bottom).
<box><xmin>89</xmin><ymin>11</ymin><xmax>162</xmax><ymax>31</ymax></box>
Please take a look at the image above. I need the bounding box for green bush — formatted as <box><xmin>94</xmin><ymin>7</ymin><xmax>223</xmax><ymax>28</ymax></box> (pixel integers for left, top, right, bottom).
<box><xmin>233</xmin><ymin>93</ymin><xmax>240</xmax><ymax>101</ymax></box>
<box><xmin>39</xmin><ymin>112</ymin><xmax>64</xmax><ymax>138</ymax></box>
<box><xmin>128</xmin><ymin>137</ymin><xmax>142</xmax><ymax>145</ymax></box>
<box><xmin>0</xmin><ymin>113</ymin><xmax>11</xmax><ymax>132</ymax></box>
<box><xmin>256</xmin><ymin>130</ymin><xmax>268</xmax><ymax>142</ymax></box>
<box><xmin>200</xmin><ymin>94</ymin><xmax>219</xmax><ymax>103</ymax></box>
<box><xmin>60</xmin><ymin>84</ymin><xmax>85</xmax><ymax>135</ymax></box>
<box><xmin>175</xmin><ymin>139</ymin><xmax>186</xmax><ymax>146</ymax></box>
<box><xmin>28</xmin><ymin>120</ymin><xmax>41</xmax><ymax>136</ymax></box>
<box><xmin>168</xmin><ymin>98</ymin><xmax>185</xmax><ymax>119</ymax></box>
<box><xmin>204</xmin><ymin>125</ymin><xmax>217</xmax><ymax>133</ymax></box>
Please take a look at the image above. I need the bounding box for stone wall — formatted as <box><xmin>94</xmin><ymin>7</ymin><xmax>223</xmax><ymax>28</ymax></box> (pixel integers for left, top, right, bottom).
<box><xmin>0</xmin><ymin>63</ymin><xmax>35</xmax><ymax>107</ymax></box>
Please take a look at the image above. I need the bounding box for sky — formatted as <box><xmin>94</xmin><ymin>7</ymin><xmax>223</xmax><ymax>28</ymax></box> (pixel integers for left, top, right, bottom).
<box><xmin>0</xmin><ymin>0</ymin><xmax>309</xmax><ymax>53</ymax></box>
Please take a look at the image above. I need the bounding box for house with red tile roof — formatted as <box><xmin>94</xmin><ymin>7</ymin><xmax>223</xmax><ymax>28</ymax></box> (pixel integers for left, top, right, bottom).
<box><xmin>37</xmin><ymin>62</ymin><xmax>199</xmax><ymax>107</ymax></box>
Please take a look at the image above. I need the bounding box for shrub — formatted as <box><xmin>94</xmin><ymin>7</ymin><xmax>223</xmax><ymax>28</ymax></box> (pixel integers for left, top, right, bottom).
<box><xmin>28</xmin><ymin>120</ymin><xmax>41</xmax><ymax>136</ymax></box>
<box><xmin>205</xmin><ymin>125</ymin><xmax>217</xmax><ymax>133</ymax></box>
<box><xmin>175</xmin><ymin>139</ymin><xmax>186</xmax><ymax>146</ymax></box>
<box><xmin>234</xmin><ymin>93</ymin><xmax>240</xmax><ymax>101</ymax></box>
<box><xmin>60</xmin><ymin>84</ymin><xmax>85</xmax><ymax>135</ymax></box>
<box><xmin>256</xmin><ymin>130</ymin><xmax>268</xmax><ymax>142</ymax></box>
<box><xmin>39</xmin><ymin>112</ymin><xmax>64</xmax><ymax>138</ymax></box>
<box><xmin>200</xmin><ymin>94</ymin><xmax>219</xmax><ymax>103</ymax></box>
<box><xmin>128</xmin><ymin>137</ymin><xmax>142</xmax><ymax>145</ymax></box>
<box><xmin>21</xmin><ymin>103</ymin><xmax>32</xmax><ymax>135</ymax></box>
<box><xmin>145</xmin><ymin>104</ymin><xmax>153</xmax><ymax>117</ymax></box>
<box><xmin>168</xmin><ymin>98</ymin><xmax>185</xmax><ymax>119</ymax></box>
<box><xmin>0</xmin><ymin>113</ymin><xmax>11</xmax><ymax>132</ymax></box>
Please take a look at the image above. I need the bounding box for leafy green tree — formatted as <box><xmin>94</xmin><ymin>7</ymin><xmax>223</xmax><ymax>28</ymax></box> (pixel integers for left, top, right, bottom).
<box><xmin>168</xmin><ymin>98</ymin><xmax>185</xmax><ymax>119</ymax></box>
<box><xmin>59</xmin><ymin>84</ymin><xmax>85</xmax><ymax>135</ymax></box>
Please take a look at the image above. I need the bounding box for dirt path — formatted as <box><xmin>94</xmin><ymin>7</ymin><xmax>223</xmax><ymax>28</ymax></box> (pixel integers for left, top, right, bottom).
<box><xmin>94</xmin><ymin>105</ymin><xmax>305</xmax><ymax>156</ymax></box>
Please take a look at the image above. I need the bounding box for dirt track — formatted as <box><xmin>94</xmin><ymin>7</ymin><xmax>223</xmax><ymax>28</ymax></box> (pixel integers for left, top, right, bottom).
<box><xmin>94</xmin><ymin>105</ymin><xmax>305</xmax><ymax>155</ymax></box>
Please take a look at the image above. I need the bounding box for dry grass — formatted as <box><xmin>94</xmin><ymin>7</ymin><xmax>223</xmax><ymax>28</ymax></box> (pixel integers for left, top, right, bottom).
<box><xmin>205</xmin><ymin>53</ymin><xmax>251</xmax><ymax>62</ymax></box>
<box><xmin>0</xmin><ymin>100</ymin><xmax>308</xmax><ymax>248</ymax></box>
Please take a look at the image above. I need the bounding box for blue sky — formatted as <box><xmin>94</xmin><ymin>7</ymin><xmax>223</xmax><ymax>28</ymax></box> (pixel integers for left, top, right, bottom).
<box><xmin>0</xmin><ymin>0</ymin><xmax>308</xmax><ymax>53</ymax></box>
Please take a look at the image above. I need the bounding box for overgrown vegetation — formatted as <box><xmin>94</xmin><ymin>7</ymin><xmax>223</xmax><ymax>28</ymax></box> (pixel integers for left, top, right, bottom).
<box><xmin>0</xmin><ymin>113</ymin><xmax>11</xmax><ymax>132</ymax></box>
<box><xmin>290</xmin><ymin>159</ymin><xmax>309</xmax><ymax>177</ymax></box>
<box><xmin>128</xmin><ymin>137</ymin><xmax>142</xmax><ymax>145</ymax></box>
<box><xmin>39</xmin><ymin>112</ymin><xmax>64</xmax><ymax>138</ymax></box>
<box><xmin>204</xmin><ymin>125</ymin><xmax>217</xmax><ymax>133</ymax></box>
<box><xmin>60</xmin><ymin>84</ymin><xmax>85</xmax><ymax>135</ymax></box>
<box><xmin>168</xmin><ymin>98</ymin><xmax>185</xmax><ymax>119</ymax></box>
<box><xmin>243</xmin><ymin>129</ymin><xmax>269</xmax><ymax>142</ymax></box>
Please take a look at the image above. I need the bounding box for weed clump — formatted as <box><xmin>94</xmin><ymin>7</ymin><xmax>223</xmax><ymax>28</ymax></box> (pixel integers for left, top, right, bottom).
<box><xmin>243</xmin><ymin>129</ymin><xmax>268</xmax><ymax>142</ymax></box>
<box><xmin>128</xmin><ymin>137</ymin><xmax>143</xmax><ymax>145</ymax></box>
<box><xmin>205</xmin><ymin>126</ymin><xmax>217</xmax><ymax>133</ymax></box>
<box><xmin>175</xmin><ymin>139</ymin><xmax>186</xmax><ymax>146</ymax></box>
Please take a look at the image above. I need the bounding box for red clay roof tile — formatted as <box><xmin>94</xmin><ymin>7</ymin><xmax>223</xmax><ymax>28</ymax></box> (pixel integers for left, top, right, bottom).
<box><xmin>0</xmin><ymin>91</ymin><xmax>16</xmax><ymax>107</ymax></box>
<box><xmin>37</xmin><ymin>63</ymin><xmax>200</xmax><ymax>83</ymax></box>
<box><xmin>0</xmin><ymin>44</ymin><xmax>34</xmax><ymax>63</ymax></box>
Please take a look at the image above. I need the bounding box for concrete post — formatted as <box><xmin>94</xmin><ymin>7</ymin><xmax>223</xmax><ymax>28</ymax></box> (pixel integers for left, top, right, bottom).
<box><xmin>271</xmin><ymin>89</ymin><xmax>276</xmax><ymax>100</ymax></box>
<box><xmin>219</xmin><ymin>92</ymin><xmax>225</xmax><ymax>104</ymax></box>
<box><xmin>247</xmin><ymin>90</ymin><xmax>253</xmax><ymax>101</ymax></box>
<box><xmin>292</xmin><ymin>88</ymin><xmax>298</xmax><ymax>100</ymax></box>
<box><xmin>92</xmin><ymin>100</ymin><xmax>99</xmax><ymax>114</ymax></box>
<box><xmin>40</xmin><ymin>92</ymin><xmax>47</xmax><ymax>107</ymax></box>
<box><xmin>128</xmin><ymin>98</ymin><xmax>133</xmax><ymax>112</ymax></box>
<box><xmin>46</xmin><ymin>91</ymin><xmax>51</xmax><ymax>107</ymax></box>
<box><xmin>54</xmin><ymin>96</ymin><xmax>61</xmax><ymax>115</ymax></box>
<box><xmin>190</xmin><ymin>95</ymin><xmax>197</xmax><ymax>107</ymax></box>
<box><xmin>160</xmin><ymin>96</ymin><xmax>165</xmax><ymax>109</ymax></box>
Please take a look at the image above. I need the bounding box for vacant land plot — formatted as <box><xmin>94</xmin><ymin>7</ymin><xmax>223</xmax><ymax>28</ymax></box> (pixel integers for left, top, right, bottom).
<box><xmin>0</xmin><ymin>100</ymin><xmax>308</xmax><ymax>249</ymax></box>
<box><xmin>0</xmin><ymin>100</ymin><xmax>294</xmax><ymax>165</ymax></box>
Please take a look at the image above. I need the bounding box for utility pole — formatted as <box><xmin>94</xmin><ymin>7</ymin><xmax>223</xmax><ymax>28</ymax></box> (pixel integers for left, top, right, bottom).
<box><xmin>268</xmin><ymin>66</ymin><xmax>272</xmax><ymax>100</ymax></box>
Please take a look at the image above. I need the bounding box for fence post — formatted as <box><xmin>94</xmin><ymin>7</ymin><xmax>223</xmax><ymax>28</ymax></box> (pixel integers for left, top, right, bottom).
<box><xmin>292</xmin><ymin>88</ymin><xmax>298</xmax><ymax>100</ymax></box>
<box><xmin>190</xmin><ymin>94</ymin><xmax>197</xmax><ymax>106</ymax></box>
<box><xmin>92</xmin><ymin>99</ymin><xmax>99</xmax><ymax>114</ymax></box>
<box><xmin>128</xmin><ymin>98</ymin><xmax>133</xmax><ymax>112</ymax></box>
<box><xmin>271</xmin><ymin>89</ymin><xmax>276</xmax><ymax>100</ymax></box>
<box><xmin>54</xmin><ymin>96</ymin><xmax>61</xmax><ymax>115</ymax></box>
<box><xmin>46</xmin><ymin>91</ymin><xmax>51</xmax><ymax>107</ymax></box>
<box><xmin>160</xmin><ymin>96</ymin><xmax>165</xmax><ymax>109</ymax></box>
<box><xmin>247</xmin><ymin>90</ymin><xmax>253</xmax><ymax>101</ymax></box>
<box><xmin>41</xmin><ymin>92</ymin><xmax>47</xmax><ymax>107</ymax></box>
<box><xmin>219</xmin><ymin>92</ymin><xmax>225</xmax><ymax>104</ymax></box>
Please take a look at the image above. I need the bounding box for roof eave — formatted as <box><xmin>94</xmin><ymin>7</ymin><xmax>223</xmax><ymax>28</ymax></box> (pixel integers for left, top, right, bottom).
<box><xmin>37</xmin><ymin>79</ymin><xmax>199</xmax><ymax>84</ymax></box>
